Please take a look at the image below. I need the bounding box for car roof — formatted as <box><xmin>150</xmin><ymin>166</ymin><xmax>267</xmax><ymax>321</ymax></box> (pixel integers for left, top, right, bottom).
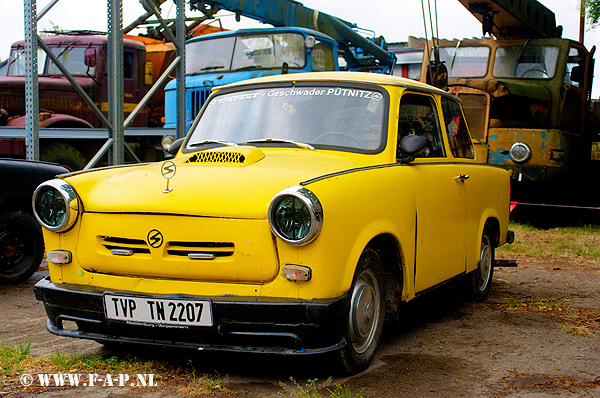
<box><xmin>214</xmin><ymin>71</ymin><xmax>455</xmax><ymax>98</ymax></box>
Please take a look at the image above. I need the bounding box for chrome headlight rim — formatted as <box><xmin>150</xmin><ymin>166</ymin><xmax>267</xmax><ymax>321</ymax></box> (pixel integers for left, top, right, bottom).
<box><xmin>268</xmin><ymin>186</ymin><xmax>323</xmax><ymax>246</ymax></box>
<box><xmin>32</xmin><ymin>179</ymin><xmax>79</xmax><ymax>232</ymax></box>
<box><xmin>509</xmin><ymin>142</ymin><xmax>532</xmax><ymax>163</ymax></box>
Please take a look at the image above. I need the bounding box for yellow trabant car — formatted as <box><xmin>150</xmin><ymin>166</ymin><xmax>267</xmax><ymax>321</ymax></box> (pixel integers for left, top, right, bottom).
<box><xmin>33</xmin><ymin>72</ymin><xmax>512</xmax><ymax>374</ymax></box>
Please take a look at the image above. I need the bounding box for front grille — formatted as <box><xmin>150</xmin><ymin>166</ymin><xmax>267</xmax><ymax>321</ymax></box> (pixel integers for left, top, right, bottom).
<box><xmin>100</xmin><ymin>236</ymin><xmax>150</xmax><ymax>254</ymax></box>
<box><xmin>189</xmin><ymin>88</ymin><xmax>211</xmax><ymax>124</ymax></box>
<box><xmin>167</xmin><ymin>241</ymin><xmax>235</xmax><ymax>258</ymax></box>
<box><xmin>186</xmin><ymin>151</ymin><xmax>246</xmax><ymax>164</ymax></box>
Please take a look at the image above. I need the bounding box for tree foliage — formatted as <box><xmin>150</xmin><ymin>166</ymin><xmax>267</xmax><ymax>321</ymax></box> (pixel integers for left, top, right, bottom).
<box><xmin>584</xmin><ymin>0</ymin><xmax>600</xmax><ymax>29</ymax></box>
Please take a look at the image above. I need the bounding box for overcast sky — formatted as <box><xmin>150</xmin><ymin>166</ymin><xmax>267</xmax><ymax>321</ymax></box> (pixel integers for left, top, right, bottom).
<box><xmin>1</xmin><ymin>0</ymin><xmax>598</xmax><ymax>96</ymax></box>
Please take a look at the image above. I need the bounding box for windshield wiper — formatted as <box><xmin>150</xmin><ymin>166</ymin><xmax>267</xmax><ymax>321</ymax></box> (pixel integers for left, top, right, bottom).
<box><xmin>247</xmin><ymin>138</ymin><xmax>314</xmax><ymax>150</ymax></box>
<box><xmin>200</xmin><ymin>65</ymin><xmax>225</xmax><ymax>71</ymax></box>
<box><xmin>189</xmin><ymin>140</ymin><xmax>238</xmax><ymax>147</ymax></box>
<box><xmin>234</xmin><ymin>65</ymin><xmax>264</xmax><ymax>71</ymax></box>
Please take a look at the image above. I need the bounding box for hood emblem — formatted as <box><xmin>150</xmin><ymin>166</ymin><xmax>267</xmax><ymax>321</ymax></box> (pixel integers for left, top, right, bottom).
<box><xmin>161</xmin><ymin>160</ymin><xmax>176</xmax><ymax>193</ymax></box>
<box><xmin>147</xmin><ymin>229</ymin><xmax>164</xmax><ymax>248</ymax></box>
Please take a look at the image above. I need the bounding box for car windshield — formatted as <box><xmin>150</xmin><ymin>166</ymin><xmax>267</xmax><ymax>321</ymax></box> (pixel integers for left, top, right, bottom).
<box><xmin>186</xmin><ymin>85</ymin><xmax>387</xmax><ymax>152</ymax></box>
<box><xmin>186</xmin><ymin>33</ymin><xmax>306</xmax><ymax>74</ymax></box>
<box><xmin>435</xmin><ymin>45</ymin><xmax>490</xmax><ymax>77</ymax></box>
<box><xmin>493</xmin><ymin>44</ymin><xmax>559</xmax><ymax>79</ymax></box>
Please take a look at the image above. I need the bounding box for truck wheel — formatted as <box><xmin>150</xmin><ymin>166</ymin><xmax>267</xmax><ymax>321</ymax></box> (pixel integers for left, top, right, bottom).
<box><xmin>337</xmin><ymin>248</ymin><xmax>385</xmax><ymax>374</ymax></box>
<box><xmin>41</xmin><ymin>143</ymin><xmax>86</xmax><ymax>171</ymax></box>
<box><xmin>0</xmin><ymin>211</ymin><xmax>44</xmax><ymax>284</ymax></box>
<box><xmin>468</xmin><ymin>224</ymin><xmax>495</xmax><ymax>302</ymax></box>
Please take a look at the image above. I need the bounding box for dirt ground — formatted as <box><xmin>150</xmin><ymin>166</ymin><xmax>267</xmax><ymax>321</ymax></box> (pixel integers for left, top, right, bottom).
<box><xmin>1</xmin><ymin>253</ymin><xmax>599</xmax><ymax>398</ymax></box>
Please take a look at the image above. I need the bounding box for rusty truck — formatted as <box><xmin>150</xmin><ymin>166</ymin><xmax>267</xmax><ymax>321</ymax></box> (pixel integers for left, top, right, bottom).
<box><xmin>421</xmin><ymin>0</ymin><xmax>600</xmax><ymax>205</ymax></box>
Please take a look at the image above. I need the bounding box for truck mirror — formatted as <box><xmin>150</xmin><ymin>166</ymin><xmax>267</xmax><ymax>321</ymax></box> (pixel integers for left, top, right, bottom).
<box><xmin>145</xmin><ymin>61</ymin><xmax>154</xmax><ymax>85</ymax></box>
<box><xmin>84</xmin><ymin>48</ymin><xmax>97</xmax><ymax>68</ymax></box>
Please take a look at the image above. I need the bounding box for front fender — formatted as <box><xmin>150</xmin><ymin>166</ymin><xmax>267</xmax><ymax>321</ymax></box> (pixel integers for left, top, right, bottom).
<box><xmin>7</xmin><ymin>114</ymin><xmax>93</xmax><ymax>128</ymax></box>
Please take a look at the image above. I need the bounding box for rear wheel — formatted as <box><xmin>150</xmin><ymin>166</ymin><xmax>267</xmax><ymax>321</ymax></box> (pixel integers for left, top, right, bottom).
<box><xmin>468</xmin><ymin>224</ymin><xmax>495</xmax><ymax>301</ymax></box>
<box><xmin>337</xmin><ymin>248</ymin><xmax>385</xmax><ymax>374</ymax></box>
<box><xmin>41</xmin><ymin>143</ymin><xmax>86</xmax><ymax>171</ymax></box>
<box><xmin>0</xmin><ymin>211</ymin><xmax>44</xmax><ymax>284</ymax></box>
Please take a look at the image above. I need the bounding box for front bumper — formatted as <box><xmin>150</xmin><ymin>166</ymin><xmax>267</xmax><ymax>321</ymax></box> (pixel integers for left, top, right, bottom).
<box><xmin>34</xmin><ymin>277</ymin><xmax>348</xmax><ymax>355</ymax></box>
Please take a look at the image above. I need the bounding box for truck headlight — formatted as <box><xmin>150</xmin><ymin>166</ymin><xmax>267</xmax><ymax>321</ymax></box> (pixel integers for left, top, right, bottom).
<box><xmin>509</xmin><ymin>142</ymin><xmax>531</xmax><ymax>163</ymax></box>
<box><xmin>269</xmin><ymin>186</ymin><xmax>323</xmax><ymax>245</ymax></box>
<box><xmin>32</xmin><ymin>179</ymin><xmax>79</xmax><ymax>232</ymax></box>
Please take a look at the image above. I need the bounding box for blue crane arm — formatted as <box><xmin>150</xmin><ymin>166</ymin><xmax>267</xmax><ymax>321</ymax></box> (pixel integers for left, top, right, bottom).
<box><xmin>189</xmin><ymin>0</ymin><xmax>395</xmax><ymax>70</ymax></box>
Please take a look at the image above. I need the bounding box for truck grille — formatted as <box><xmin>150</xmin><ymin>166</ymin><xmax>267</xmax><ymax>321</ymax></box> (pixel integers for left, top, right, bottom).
<box><xmin>189</xmin><ymin>88</ymin><xmax>211</xmax><ymax>124</ymax></box>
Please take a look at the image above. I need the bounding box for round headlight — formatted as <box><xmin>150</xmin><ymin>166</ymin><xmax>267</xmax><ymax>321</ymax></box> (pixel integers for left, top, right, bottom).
<box><xmin>268</xmin><ymin>186</ymin><xmax>323</xmax><ymax>246</ymax></box>
<box><xmin>32</xmin><ymin>179</ymin><xmax>79</xmax><ymax>232</ymax></box>
<box><xmin>509</xmin><ymin>142</ymin><xmax>531</xmax><ymax>163</ymax></box>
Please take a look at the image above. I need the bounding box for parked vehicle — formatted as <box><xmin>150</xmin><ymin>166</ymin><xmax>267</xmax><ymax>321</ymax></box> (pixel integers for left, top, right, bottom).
<box><xmin>0</xmin><ymin>158</ymin><xmax>67</xmax><ymax>283</ymax></box>
<box><xmin>421</xmin><ymin>0</ymin><xmax>600</xmax><ymax>205</ymax></box>
<box><xmin>33</xmin><ymin>72</ymin><xmax>512</xmax><ymax>373</ymax></box>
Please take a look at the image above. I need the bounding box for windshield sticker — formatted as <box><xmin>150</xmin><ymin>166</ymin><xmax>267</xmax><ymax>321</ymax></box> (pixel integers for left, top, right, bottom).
<box><xmin>264</xmin><ymin>88</ymin><xmax>383</xmax><ymax>100</ymax></box>
<box><xmin>216</xmin><ymin>93</ymin><xmax>260</xmax><ymax>104</ymax></box>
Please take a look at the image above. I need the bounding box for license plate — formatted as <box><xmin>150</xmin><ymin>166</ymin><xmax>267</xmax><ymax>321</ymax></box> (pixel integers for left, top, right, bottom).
<box><xmin>103</xmin><ymin>294</ymin><xmax>213</xmax><ymax>327</ymax></box>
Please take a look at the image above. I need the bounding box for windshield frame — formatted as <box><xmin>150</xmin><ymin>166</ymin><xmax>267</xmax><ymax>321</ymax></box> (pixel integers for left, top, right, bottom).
<box><xmin>182</xmin><ymin>81</ymin><xmax>390</xmax><ymax>155</ymax></box>
<box><xmin>185</xmin><ymin>32</ymin><xmax>308</xmax><ymax>75</ymax></box>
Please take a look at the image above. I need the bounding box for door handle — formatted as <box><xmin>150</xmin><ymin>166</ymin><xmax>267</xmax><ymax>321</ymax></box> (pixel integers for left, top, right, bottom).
<box><xmin>455</xmin><ymin>174</ymin><xmax>470</xmax><ymax>182</ymax></box>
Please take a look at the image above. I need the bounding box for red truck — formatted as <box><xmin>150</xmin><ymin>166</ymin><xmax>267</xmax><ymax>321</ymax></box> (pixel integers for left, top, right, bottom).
<box><xmin>0</xmin><ymin>32</ymin><xmax>175</xmax><ymax>170</ymax></box>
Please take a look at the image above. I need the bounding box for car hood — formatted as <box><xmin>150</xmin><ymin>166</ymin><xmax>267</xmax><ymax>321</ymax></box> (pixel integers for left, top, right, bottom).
<box><xmin>65</xmin><ymin>146</ymin><xmax>367</xmax><ymax>219</ymax></box>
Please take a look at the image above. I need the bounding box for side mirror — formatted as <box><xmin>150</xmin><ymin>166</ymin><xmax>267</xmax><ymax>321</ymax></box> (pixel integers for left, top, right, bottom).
<box><xmin>398</xmin><ymin>135</ymin><xmax>427</xmax><ymax>163</ymax></box>
<box><xmin>167</xmin><ymin>137</ymin><xmax>185</xmax><ymax>155</ymax></box>
<box><xmin>84</xmin><ymin>48</ymin><xmax>97</xmax><ymax>68</ymax></box>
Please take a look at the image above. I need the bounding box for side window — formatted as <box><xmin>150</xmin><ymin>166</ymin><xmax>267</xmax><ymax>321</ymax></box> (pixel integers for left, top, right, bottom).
<box><xmin>311</xmin><ymin>41</ymin><xmax>335</xmax><ymax>71</ymax></box>
<box><xmin>397</xmin><ymin>94</ymin><xmax>445</xmax><ymax>159</ymax></box>
<box><xmin>565</xmin><ymin>46</ymin><xmax>585</xmax><ymax>87</ymax></box>
<box><xmin>124</xmin><ymin>51</ymin><xmax>134</xmax><ymax>79</ymax></box>
<box><xmin>441</xmin><ymin>97</ymin><xmax>475</xmax><ymax>159</ymax></box>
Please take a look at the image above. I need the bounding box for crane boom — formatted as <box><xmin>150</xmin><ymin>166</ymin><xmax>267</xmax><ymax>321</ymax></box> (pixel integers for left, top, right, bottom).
<box><xmin>457</xmin><ymin>0</ymin><xmax>559</xmax><ymax>38</ymax></box>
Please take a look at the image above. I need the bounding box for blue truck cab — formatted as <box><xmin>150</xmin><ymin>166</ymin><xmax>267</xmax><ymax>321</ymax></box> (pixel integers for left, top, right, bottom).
<box><xmin>164</xmin><ymin>27</ymin><xmax>339</xmax><ymax>131</ymax></box>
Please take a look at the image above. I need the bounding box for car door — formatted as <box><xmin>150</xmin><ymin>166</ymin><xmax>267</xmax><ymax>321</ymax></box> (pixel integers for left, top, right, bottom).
<box><xmin>397</xmin><ymin>93</ymin><xmax>467</xmax><ymax>292</ymax></box>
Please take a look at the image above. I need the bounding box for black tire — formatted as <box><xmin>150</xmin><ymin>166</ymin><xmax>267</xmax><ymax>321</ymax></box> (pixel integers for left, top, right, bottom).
<box><xmin>468</xmin><ymin>224</ymin><xmax>495</xmax><ymax>302</ymax></box>
<box><xmin>337</xmin><ymin>248</ymin><xmax>385</xmax><ymax>374</ymax></box>
<box><xmin>0</xmin><ymin>211</ymin><xmax>45</xmax><ymax>284</ymax></box>
<box><xmin>41</xmin><ymin>143</ymin><xmax>87</xmax><ymax>171</ymax></box>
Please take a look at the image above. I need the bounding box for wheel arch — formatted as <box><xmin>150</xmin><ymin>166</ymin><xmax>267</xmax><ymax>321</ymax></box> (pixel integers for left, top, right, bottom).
<box><xmin>364</xmin><ymin>233</ymin><xmax>404</xmax><ymax>318</ymax></box>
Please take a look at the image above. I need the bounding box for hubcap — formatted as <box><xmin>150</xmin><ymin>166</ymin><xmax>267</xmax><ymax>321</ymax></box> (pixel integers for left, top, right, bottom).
<box><xmin>478</xmin><ymin>236</ymin><xmax>492</xmax><ymax>291</ymax></box>
<box><xmin>349</xmin><ymin>269</ymin><xmax>381</xmax><ymax>354</ymax></box>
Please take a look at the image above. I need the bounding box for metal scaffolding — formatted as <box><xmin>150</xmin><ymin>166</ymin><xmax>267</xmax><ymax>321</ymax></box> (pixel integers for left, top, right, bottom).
<box><xmin>22</xmin><ymin>0</ymin><xmax>186</xmax><ymax>167</ymax></box>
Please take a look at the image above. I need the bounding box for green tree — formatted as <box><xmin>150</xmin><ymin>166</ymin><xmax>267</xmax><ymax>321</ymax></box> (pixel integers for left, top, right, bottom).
<box><xmin>584</xmin><ymin>0</ymin><xmax>600</xmax><ymax>28</ymax></box>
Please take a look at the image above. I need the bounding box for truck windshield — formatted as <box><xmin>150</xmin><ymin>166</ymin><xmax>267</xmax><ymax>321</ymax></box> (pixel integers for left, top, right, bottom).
<box><xmin>47</xmin><ymin>46</ymin><xmax>95</xmax><ymax>76</ymax></box>
<box><xmin>435</xmin><ymin>46</ymin><xmax>489</xmax><ymax>77</ymax></box>
<box><xmin>186</xmin><ymin>85</ymin><xmax>386</xmax><ymax>152</ymax></box>
<box><xmin>493</xmin><ymin>45</ymin><xmax>559</xmax><ymax>79</ymax></box>
<box><xmin>7</xmin><ymin>48</ymin><xmax>46</xmax><ymax>76</ymax></box>
<box><xmin>186</xmin><ymin>33</ymin><xmax>306</xmax><ymax>75</ymax></box>
<box><xmin>8</xmin><ymin>46</ymin><xmax>94</xmax><ymax>76</ymax></box>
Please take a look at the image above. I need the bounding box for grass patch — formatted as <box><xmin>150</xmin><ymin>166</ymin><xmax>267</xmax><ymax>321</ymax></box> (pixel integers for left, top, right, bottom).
<box><xmin>279</xmin><ymin>377</ymin><xmax>364</xmax><ymax>398</ymax></box>
<box><xmin>0</xmin><ymin>339</ymin><xmax>33</xmax><ymax>374</ymax></box>
<box><xmin>498</xmin><ymin>222</ymin><xmax>600</xmax><ymax>263</ymax></box>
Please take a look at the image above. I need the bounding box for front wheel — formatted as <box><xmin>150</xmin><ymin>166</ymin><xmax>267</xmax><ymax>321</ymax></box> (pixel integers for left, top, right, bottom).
<box><xmin>468</xmin><ymin>224</ymin><xmax>495</xmax><ymax>301</ymax></box>
<box><xmin>337</xmin><ymin>248</ymin><xmax>385</xmax><ymax>374</ymax></box>
<box><xmin>0</xmin><ymin>211</ymin><xmax>45</xmax><ymax>284</ymax></box>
